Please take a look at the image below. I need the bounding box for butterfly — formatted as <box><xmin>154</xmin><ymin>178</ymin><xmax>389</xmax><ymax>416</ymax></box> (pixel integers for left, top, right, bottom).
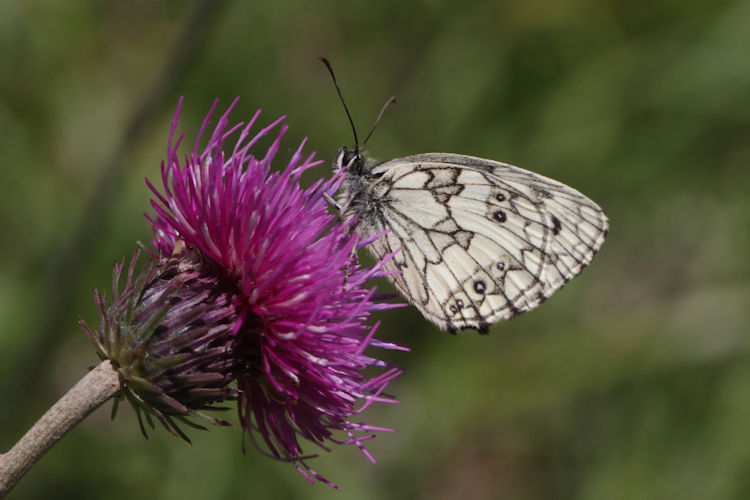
<box><xmin>320</xmin><ymin>58</ymin><xmax>608</xmax><ymax>334</ymax></box>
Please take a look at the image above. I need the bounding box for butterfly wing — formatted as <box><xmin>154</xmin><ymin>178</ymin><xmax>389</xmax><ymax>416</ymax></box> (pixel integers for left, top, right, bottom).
<box><xmin>358</xmin><ymin>153</ymin><xmax>608</xmax><ymax>332</ymax></box>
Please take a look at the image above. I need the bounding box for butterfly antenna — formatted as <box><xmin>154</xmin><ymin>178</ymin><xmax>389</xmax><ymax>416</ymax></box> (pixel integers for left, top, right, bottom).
<box><xmin>362</xmin><ymin>95</ymin><xmax>396</xmax><ymax>148</ymax></box>
<box><xmin>319</xmin><ymin>57</ymin><xmax>359</xmax><ymax>151</ymax></box>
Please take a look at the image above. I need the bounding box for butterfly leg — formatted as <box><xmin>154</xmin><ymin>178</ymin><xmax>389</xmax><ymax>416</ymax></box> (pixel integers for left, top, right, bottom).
<box><xmin>341</xmin><ymin>235</ymin><xmax>360</xmax><ymax>290</ymax></box>
<box><xmin>322</xmin><ymin>194</ymin><xmax>360</xmax><ymax>290</ymax></box>
<box><xmin>323</xmin><ymin>193</ymin><xmax>342</xmax><ymax>211</ymax></box>
<box><xmin>323</xmin><ymin>192</ymin><xmax>347</xmax><ymax>228</ymax></box>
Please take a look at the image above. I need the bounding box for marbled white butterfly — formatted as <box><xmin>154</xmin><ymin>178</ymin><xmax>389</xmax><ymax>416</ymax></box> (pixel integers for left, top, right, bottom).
<box><xmin>321</xmin><ymin>58</ymin><xmax>608</xmax><ymax>334</ymax></box>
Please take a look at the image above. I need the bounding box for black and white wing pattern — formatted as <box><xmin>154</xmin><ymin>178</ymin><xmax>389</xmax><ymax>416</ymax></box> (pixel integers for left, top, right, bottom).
<box><xmin>337</xmin><ymin>152</ymin><xmax>608</xmax><ymax>333</ymax></box>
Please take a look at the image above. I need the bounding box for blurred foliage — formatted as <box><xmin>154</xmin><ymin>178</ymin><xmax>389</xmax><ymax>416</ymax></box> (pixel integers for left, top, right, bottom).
<box><xmin>1</xmin><ymin>0</ymin><xmax>749</xmax><ymax>499</ymax></box>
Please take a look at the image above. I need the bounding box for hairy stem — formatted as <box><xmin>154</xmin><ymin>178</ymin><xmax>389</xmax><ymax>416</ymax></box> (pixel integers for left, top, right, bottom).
<box><xmin>0</xmin><ymin>361</ymin><xmax>121</xmax><ymax>498</ymax></box>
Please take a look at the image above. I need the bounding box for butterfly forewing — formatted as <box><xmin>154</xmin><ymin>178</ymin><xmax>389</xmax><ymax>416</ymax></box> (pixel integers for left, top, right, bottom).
<box><xmin>339</xmin><ymin>152</ymin><xmax>608</xmax><ymax>333</ymax></box>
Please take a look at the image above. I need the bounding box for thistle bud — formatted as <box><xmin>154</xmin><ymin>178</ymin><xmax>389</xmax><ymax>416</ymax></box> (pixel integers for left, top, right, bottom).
<box><xmin>80</xmin><ymin>246</ymin><xmax>241</xmax><ymax>441</ymax></box>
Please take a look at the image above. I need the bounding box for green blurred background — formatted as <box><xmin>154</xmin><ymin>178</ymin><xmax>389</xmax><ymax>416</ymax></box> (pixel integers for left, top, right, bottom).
<box><xmin>1</xmin><ymin>1</ymin><xmax>749</xmax><ymax>498</ymax></box>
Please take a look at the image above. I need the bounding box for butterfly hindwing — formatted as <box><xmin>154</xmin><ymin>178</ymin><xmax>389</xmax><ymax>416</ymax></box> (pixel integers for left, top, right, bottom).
<box><xmin>339</xmin><ymin>152</ymin><xmax>608</xmax><ymax>333</ymax></box>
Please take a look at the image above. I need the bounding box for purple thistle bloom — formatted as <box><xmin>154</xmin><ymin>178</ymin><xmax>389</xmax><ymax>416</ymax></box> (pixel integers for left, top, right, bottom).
<box><xmin>146</xmin><ymin>98</ymin><xmax>407</xmax><ymax>487</ymax></box>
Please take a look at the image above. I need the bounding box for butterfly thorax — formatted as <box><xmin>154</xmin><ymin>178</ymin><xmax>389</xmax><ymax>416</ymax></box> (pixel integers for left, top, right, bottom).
<box><xmin>335</xmin><ymin>146</ymin><xmax>384</xmax><ymax>228</ymax></box>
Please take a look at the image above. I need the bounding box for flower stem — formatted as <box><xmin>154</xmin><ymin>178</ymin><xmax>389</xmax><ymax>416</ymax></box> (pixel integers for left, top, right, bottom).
<box><xmin>0</xmin><ymin>360</ymin><xmax>121</xmax><ymax>498</ymax></box>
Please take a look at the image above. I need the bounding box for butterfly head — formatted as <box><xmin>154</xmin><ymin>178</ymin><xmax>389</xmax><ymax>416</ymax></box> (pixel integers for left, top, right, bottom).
<box><xmin>335</xmin><ymin>146</ymin><xmax>363</xmax><ymax>173</ymax></box>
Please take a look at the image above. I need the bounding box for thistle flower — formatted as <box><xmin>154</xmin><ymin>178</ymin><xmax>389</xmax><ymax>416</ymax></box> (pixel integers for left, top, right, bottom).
<box><xmin>143</xmin><ymin>98</ymin><xmax>406</xmax><ymax>487</ymax></box>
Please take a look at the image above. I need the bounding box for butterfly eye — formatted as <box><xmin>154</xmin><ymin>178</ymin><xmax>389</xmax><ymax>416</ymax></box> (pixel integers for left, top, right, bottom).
<box><xmin>342</xmin><ymin>149</ymin><xmax>359</xmax><ymax>167</ymax></box>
